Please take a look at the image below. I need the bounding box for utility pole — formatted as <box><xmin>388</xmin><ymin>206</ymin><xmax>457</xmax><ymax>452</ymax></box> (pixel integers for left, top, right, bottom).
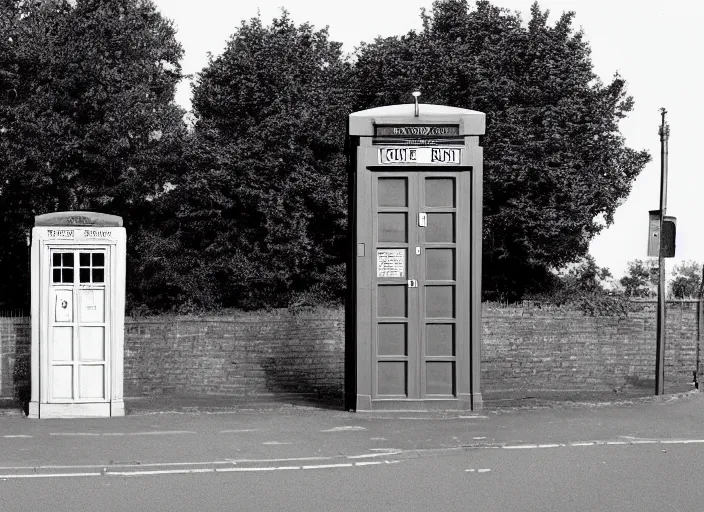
<box><xmin>655</xmin><ymin>108</ymin><xmax>670</xmax><ymax>395</ymax></box>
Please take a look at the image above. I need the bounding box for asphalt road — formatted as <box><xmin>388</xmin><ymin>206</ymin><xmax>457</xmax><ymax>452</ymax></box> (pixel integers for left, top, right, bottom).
<box><xmin>2</xmin><ymin>443</ymin><xmax>702</xmax><ymax>512</ymax></box>
<box><xmin>2</xmin><ymin>392</ymin><xmax>704</xmax><ymax>510</ymax></box>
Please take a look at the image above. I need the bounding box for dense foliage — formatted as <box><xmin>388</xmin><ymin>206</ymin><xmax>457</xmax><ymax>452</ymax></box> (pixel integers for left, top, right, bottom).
<box><xmin>0</xmin><ymin>0</ymin><xmax>650</xmax><ymax>313</ymax></box>
<box><xmin>353</xmin><ymin>0</ymin><xmax>650</xmax><ymax>300</ymax></box>
<box><xmin>155</xmin><ymin>12</ymin><xmax>352</xmax><ymax>311</ymax></box>
<box><xmin>0</xmin><ymin>0</ymin><xmax>187</xmax><ymax>310</ymax></box>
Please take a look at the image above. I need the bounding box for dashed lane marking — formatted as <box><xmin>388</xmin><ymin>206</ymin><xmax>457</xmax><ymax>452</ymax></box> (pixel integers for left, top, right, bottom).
<box><xmin>320</xmin><ymin>426</ymin><xmax>368</xmax><ymax>432</ymax></box>
<box><xmin>2</xmin><ymin>435</ymin><xmax>32</xmax><ymax>439</ymax></box>
<box><xmin>262</xmin><ymin>441</ymin><xmax>293</xmax><ymax>445</ymax></box>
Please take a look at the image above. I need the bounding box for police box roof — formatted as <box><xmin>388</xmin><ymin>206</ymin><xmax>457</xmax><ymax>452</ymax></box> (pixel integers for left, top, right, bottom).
<box><xmin>349</xmin><ymin>103</ymin><xmax>485</xmax><ymax>137</ymax></box>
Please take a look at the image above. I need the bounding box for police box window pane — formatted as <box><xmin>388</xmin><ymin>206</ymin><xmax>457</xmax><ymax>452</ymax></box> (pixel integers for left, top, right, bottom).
<box><xmin>62</xmin><ymin>269</ymin><xmax>74</xmax><ymax>283</ymax></box>
<box><xmin>53</xmin><ymin>253</ymin><xmax>61</xmax><ymax>266</ymax></box>
<box><xmin>80</xmin><ymin>268</ymin><xmax>90</xmax><ymax>283</ymax></box>
<box><xmin>63</xmin><ymin>253</ymin><xmax>74</xmax><ymax>267</ymax></box>
<box><xmin>378</xmin><ymin>213</ymin><xmax>408</xmax><ymax>243</ymax></box>
<box><xmin>53</xmin><ymin>269</ymin><xmax>62</xmax><ymax>283</ymax></box>
<box><xmin>92</xmin><ymin>253</ymin><xmax>104</xmax><ymax>267</ymax></box>
<box><xmin>425</xmin><ymin>178</ymin><xmax>455</xmax><ymax>207</ymax></box>
<box><xmin>378</xmin><ymin>178</ymin><xmax>408</xmax><ymax>207</ymax></box>
<box><xmin>80</xmin><ymin>253</ymin><xmax>90</xmax><ymax>266</ymax></box>
<box><xmin>92</xmin><ymin>269</ymin><xmax>104</xmax><ymax>283</ymax></box>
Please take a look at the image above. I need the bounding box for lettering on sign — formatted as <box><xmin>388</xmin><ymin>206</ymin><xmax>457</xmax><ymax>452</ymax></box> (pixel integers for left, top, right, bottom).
<box><xmin>377</xmin><ymin>249</ymin><xmax>406</xmax><ymax>278</ymax></box>
<box><xmin>82</xmin><ymin>229</ymin><xmax>112</xmax><ymax>238</ymax></box>
<box><xmin>378</xmin><ymin>147</ymin><xmax>461</xmax><ymax>165</ymax></box>
<box><xmin>64</xmin><ymin>216</ymin><xmax>94</xmax><ymax>225</ymax></box>
<box><xmin>375</xmin><ymin>125</ymin><xmax>460</xmax><ymax>137</ymax></box>
<box><xmin>47</xmin><ymin>229</ymin><xmax>75</xmax><ymax>239</ymax></box>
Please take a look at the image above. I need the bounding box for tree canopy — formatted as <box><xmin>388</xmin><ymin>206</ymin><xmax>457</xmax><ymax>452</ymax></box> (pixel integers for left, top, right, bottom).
<box><xmin>0</xmin><ymin>0</ymin><xmax>651</xmax><ymax>313</ymax></box>
<box><xmin>669</xmin><ymin>261</ymin><xmax>702</xmax><ymax>299</ymax></box>
<box><xmin>0</xmin><ymin>0</ymin><xmax>187</xmax><ymax>309</ymax></box>
<box><xmin>354</xmin><ymin>0</ymin><xmax>650</xmax><ymax>300</ymax></box>
<box><xmin>133</xmin><ymin>11</ymin><xmax>354</xmax><ymax>311</ymax></box>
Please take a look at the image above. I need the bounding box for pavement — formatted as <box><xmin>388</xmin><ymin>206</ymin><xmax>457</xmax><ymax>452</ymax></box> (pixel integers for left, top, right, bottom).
<box><xmin>1</xmin><ymin>389</ymin><xmax>703</xmax><ymax>478</ymax></box>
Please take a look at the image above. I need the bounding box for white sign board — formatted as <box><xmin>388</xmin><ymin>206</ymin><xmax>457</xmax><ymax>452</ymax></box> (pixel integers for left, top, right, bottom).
<box><xmin>377</xmin><ymin>249</ymin><xmax>405</xmax><ymax>278</ymax></box>
<box><xmin>378</xmin><ymin>147</ymin><xmax>461</xmax><ymax>165</ymax></box>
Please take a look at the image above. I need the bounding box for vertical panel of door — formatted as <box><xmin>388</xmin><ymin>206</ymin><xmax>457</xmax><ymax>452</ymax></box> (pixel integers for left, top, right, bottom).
<box><xmin>77</xmin><ymin>250</ymin><xmax>108</xmax><ymax>402</ymax></box>
<box><xmin>372</xmin><ymin>172</ymin><xmax>417</xmax><ymax>399</ymax></box>
<box><xmin>49</xmin><ymin>249</ymin><xmax>76</xmax><ymax>402</ymax></box>
<box><xmin>419</xmin><ymin>172</ymin><xmax>459</xmax><ymax>398</ymax></box>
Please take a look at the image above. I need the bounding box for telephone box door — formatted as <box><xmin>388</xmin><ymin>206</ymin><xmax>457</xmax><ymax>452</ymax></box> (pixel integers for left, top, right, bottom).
<box><xmin>372</xmin><ymin>170</ymin><xmax>469</xmax><ymax>400</ymax></box>
<box><xmin>49</xmin><ymin>249</ymin><xmax>109</xmax><ymax>403</ymax></box>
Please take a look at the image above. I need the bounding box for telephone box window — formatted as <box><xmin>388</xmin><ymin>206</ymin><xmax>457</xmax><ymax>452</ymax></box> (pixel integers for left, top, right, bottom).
<box><xmin>79</xmin><ymin>252</ymin><xmax>105</xmax><ymax>283</ymax></box>
<box><xmin>52</xmin><ymin>253</ymin><xmax>75</xmax><ymax>283</ymax></box>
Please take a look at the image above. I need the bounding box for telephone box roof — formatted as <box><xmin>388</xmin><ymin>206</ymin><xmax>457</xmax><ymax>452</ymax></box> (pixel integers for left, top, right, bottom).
<box><xmin>349</xmin><ymin>103</ymin><xmax>485</xmax><ymax>136</ymax></box>
<box><xmin>35</xmin><ymin>211</ymin><xmax>123</xmax><ymax>227</ymax></box>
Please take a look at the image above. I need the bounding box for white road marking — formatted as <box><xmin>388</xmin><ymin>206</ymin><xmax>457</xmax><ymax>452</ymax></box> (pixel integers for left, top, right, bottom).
<box><xmin>500</xmin><ymin>439</ymin><xmax>704</xmax><ymax>450</ymax></box>
<box><xmin>262</xmin><ymin>441</ymin><xmax>292</xmax><ymax>445</ymax></box>
<box><xmin>2</xmin><ymin>435</ymin><xmax>32</xmax><ymax>438</ymax></box>
<box><xmin>229</xmin><ymin>456</ymin><xmax>331</xmax><ymax>463</ymax></box>
<box><xmin>348</xmin><ymin>449</ymin><xmax>403</xmax><ymax>459</ymax></box>
<box><xmin>473</xmin><ymin>437</ymin><xmax>487</xmax><ymax>440</ymax></box>
<box><xmin>302</xmin><ymin>463</ymin><xmax>353</xmax><ymax>470</ymax></box>
<box><xmin>459</xmin><ymin>416</ymin><xmax>489</xmax><ymax>419</ymax></box>
<box><xmin>478</xmin><ymin>468</ymin><xmax>491</xmax><ymax>473</ymax></box>
<box><xmin>320</xmin><ymin>426</ymin><xmax>367</xmax><ymax>432</ymax></box>
<box><xmin>0</xmin><ymin>472</ymin><xmax>101</xmax><ymax>479</ymax></box>
<box><xmin>219</xmin><ymin>429</ymin><xmax>259</xmax><ymax>433</ymax></box>
<box><xmin>0</xmin><ymin>459</ymin><xmax>402</xmax><ymax>480</ymax></box>
<box><xmin>49</xmin><ymin>430</ymin><xmax>196</xmax><ymax>437</ymax></box>
<box><xmin>49</xmin><ymin>433</ymin><xmax>100</xmax><ymax>437</ymax></box>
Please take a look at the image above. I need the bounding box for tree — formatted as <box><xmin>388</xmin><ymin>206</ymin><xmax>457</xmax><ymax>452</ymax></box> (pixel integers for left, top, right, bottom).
<box><xmin>0</xmin><ymin>0</ymin><xmax>187</xmax><ymax>310</ymax></box>
<box><xmin>558</xmin><ymin>255</ymin><xmax>612</xmax><ymax>294</ymax></box>
<box><xmin>620</xmin><ymin>259</ymin><xmax>658</xmax><ymax>298</ymax></box>
<box><xmin>669</xmin><ymin>261</ymin><xmax>702</xmax><ymax>299</ymax></box>
<box><xmin>353</xmin><ymin>0</ymin><xmax>650</xmax><ymax>300</ymax></box>
<box><xmin>159</xmin><ymin>11</ymin><xmax>354</xmax><ymax>311</ymax></box>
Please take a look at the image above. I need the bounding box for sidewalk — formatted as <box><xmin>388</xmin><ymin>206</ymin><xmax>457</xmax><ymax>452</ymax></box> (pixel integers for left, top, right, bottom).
<box><xmin>0</xmin><ymin>390</ymin><xmax>702</xmax><ymax>477</ymax></box>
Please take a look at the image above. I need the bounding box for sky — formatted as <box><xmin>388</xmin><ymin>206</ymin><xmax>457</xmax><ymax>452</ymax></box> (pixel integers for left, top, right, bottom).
<box><xmin>152</xmin><ymin>0</ymin><xmax>704</xmax><ymax>280</ymax></box>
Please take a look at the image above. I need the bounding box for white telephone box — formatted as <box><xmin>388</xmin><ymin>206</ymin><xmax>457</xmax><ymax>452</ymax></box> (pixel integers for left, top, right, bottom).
<box><xmin>29</xmin><ymin>212</ymin><xmax>126</xmax><ymax>418</ymax></box>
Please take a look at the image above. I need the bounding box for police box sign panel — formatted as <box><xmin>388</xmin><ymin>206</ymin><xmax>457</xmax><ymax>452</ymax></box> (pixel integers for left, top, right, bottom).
<box><xmin>378</xmin><ymin>147</ymin><xmax>461</xmax><ymax>165</ymax></box>
<box><xmin>44</xmin><ymin>228</ymin><xmax>115</xmax><ymax>240</ymax></box>
<box><xmin>375</xmin><ymin>125</ymin><xmax>460</xmax><ymax>137</ymax></box>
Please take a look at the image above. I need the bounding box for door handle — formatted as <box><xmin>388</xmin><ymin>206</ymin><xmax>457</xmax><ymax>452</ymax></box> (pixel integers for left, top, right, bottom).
<box><xmin>418</xmin><ymin>213</ymin><xmax>427</xmax><ymax>227</ymax></box>
<box><xmin>407</xmin><ymin>279</ymin><xmax>418</xmax><ymax>288</ymax></box>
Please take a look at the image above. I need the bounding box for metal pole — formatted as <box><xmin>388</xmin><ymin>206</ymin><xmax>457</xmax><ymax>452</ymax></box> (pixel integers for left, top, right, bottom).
<box><xmin>655</xmin><ymin>108</ymin><xmax>669</xmax><ymax>395</ymax></box>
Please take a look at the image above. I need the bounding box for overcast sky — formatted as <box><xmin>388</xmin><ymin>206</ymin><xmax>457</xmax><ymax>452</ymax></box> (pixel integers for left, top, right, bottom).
<box><xmin>152</xmin><ymin>0</ymin><xmax>704</xmax><ymax>279</ymax></box>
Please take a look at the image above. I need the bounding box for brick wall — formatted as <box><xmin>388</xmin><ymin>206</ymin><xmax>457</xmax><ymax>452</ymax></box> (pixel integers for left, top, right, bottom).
<box><xmin>481</xmin><ymin>301</ymin><xmax>700</xmax><ymax>400</ymax></box>
<box><xmin>0</xmin><ymin>316</ymin><xmax>30</xmax><ymax>401</ymax></box>
<box><xmin>124</xmin><ymin>310</ymin><xmax>344</xmax><ymax>401</ymax></box>
<box><xmin>1</xmin><ymin>302</ymin><xmax>700</xmax><ymax>404</ymax></box>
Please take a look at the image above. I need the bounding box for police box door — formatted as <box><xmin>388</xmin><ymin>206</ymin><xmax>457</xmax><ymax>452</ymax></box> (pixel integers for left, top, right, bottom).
<box><xmin>49</xmin><ymin>249</ymin><xmax>109</xmax><ymax>403</ymax></box>
<box><xmin>371</xmin><ymin>170</ymin><xmax>470</xmax><ymax>401</ymax></box>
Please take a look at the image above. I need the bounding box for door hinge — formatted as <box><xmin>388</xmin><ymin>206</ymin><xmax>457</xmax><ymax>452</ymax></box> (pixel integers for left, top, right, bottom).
<box><xmin>418</xmin><ymin>213</ymin><xmax>427</xmax><ymax>227</ymax></box>
<box><xmin>407</xmin><ymin>279</ymin><xmax>418</xmax><ymax>288</ymax></box>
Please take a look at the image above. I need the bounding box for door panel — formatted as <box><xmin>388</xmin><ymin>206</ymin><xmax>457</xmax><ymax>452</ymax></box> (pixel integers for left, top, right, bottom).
<box><xmin>49</xmin><ymin>249</ymin><xmax>108</xmax><ymax>403</ymax></box>
<box><xmin>420</xmin><ymin>173</ymin><xmax>459</xmax><ymax>398</ymax></box>
<box><xmin>372</xmin><ymin>170</ymin><xmax>464</xmax><ymax>400</ymax></box>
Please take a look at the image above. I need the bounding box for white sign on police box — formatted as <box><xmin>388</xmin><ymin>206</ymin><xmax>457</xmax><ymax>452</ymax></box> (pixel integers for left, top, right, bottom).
<box><xmin>378</xmin><ymin>147</ymin><xmax>461</xmax><ymax>165</ymax></box>
<box><xmin>377</xmin><ymin>249</ymin><xmax>405</xmax><ymax>278</ymax></box>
